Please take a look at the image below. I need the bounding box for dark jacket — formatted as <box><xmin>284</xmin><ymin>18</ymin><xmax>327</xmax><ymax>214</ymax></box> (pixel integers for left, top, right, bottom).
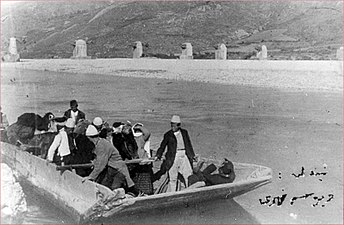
<box><xmin>203</xmin><ymin>173</ymin><xmax>235</xmax><ymax>185</ymax></box>
<box><xmin>156</xmin><ymin>128</ymin><xmax>195</xmax><ymax>172</ymax></box>
<box><xmin>17</xmin><ymin>113</ymin><xmax>51</xmax><ymax>131</ymax></box>
<box><xmin>112</xmin><ymin>132</ymin><xmax>138</xmax><ymax>160</ymax></box>
<box><xmin>62</xmin><ymin>109</ymin><xmax>85</xmax><ymax>123</ymax></box>
<box><xmin>6</xmin><ymin>123</ymin><xmax>34</xmax><ymax>144</ymax></box>
<box><xmin>188</xmin><ymin>162</ymin><xmax>236</xmax><ymax>186</ymax></box>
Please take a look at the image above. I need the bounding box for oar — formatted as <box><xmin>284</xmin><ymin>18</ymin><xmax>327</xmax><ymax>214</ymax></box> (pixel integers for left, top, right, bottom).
<box><xmin>56</xmin><ymin>163</ymin><xmax>93</xmax><ymax>171</ymax></box>
<box><xmin>56</xmin><ymin>158</ymin><xmax>156</xmax><ymax>170</ymax></box>
<box><xmin>125</xmin><ymin>157</ymin><xmax>156</xmax><ymax>164</ymax></box>
<box><xmin>16</xmin><ymin>140</ymin><xmax>42</xmax><ymax>153</ymax></box>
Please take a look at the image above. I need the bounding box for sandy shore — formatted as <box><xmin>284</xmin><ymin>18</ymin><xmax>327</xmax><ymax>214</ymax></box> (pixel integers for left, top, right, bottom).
<box><xmin>2</xmin><ymin>58</ymin><xmax>343</xmax><ymax>92</ymax></box>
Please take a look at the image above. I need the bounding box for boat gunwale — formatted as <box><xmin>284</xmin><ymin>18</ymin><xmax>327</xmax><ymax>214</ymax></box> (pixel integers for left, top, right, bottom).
<box><xmin>1</xmin><ymin>141</ymin><xmax>273</xmax><ymax>223</ymax></box>
<box><xmin>133</xmin><ymin>170</ymin><xmax>272</xmax><ymax>201</ymax></box>
<box><xmin>1</xmin><ymin>141</ymin><xmax>273</xmax><ymax>200</ymax></box>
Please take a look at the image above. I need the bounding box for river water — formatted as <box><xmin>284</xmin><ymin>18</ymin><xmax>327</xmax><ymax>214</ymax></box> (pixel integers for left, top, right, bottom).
<box><xmin>1</xmin><ymin>67</ymin><xmax>342</xmax><ymax>224</ymax></box>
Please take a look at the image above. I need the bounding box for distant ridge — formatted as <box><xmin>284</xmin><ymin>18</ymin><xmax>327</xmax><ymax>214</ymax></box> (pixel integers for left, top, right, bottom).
<box><xmin>1</xmin><ymin>1</ymin><xmax>342</xmax><ymax>60</ymax></box>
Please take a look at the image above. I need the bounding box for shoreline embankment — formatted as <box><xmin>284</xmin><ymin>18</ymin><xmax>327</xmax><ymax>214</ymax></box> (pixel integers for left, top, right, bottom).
<box><xmin>2</xmin><ymin>58</ymin><xmax>343</xmax><ymax>92</ymax></box>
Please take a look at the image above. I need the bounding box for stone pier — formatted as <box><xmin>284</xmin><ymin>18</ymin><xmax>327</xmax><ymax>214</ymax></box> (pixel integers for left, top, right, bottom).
<box><xmin>71</xmin><ymin>39</ymin><xmax>91</xmax><ymax>59</ymax></box>
<box><xmin>180</xmin><ymin>43</ymin><xmax>193</xmax><ymax>59</ymax></box>
<box><xmin>2</xmin><ymin>37</ymin><xmax>20</xmax><ymax>62</ymax></box>
<box><xmin>257</xmin><ymin>45</ymin><xmax>268</xmax><ymax>60</ymax></box>
<box><xmin>215</xmin><ymin>43</ymin><xmax>227</xmax><ymax>60</ymax></box>
<box><xmin>336</xmin><ymin>47</ymin><xmax>343</xmax><ymax>60</ymax></box>
<box><xmin>133</xmin><ymin>41</ymin><xmax>143</xmax><ymax>58</ymax></box>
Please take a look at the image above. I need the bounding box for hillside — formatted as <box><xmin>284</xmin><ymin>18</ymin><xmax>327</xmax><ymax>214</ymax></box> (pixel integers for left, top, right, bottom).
<box><xmin>1</xmin><ymin>1</ymin><xmax>342</xmax><ymax>60</ymax></box>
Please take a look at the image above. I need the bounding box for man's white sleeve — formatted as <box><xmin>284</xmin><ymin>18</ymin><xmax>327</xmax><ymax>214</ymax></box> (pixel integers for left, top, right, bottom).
<box><xmin>46</xmin><ymin>134</ymin><xmax>61</xmax><ymax>161</ymax></box>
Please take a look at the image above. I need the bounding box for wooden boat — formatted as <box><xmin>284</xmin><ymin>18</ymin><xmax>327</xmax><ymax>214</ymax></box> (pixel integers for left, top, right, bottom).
<box><xmin>1</xmin><ymin>141</ymin><xmax>272</xmax><ymax>223</ymax></box>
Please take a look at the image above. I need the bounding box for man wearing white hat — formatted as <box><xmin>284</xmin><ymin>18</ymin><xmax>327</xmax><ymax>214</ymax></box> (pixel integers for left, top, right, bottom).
<box><xmin>155</xmin><ymin>115</ymin><xmax>196</xmax><ymax>192</ymax></box>
<box><xmin>92</xmin><ymin>117</ymin><xmax>111</xmax><ymax>139</ymax></box>
<box><xmin>92</xmin><ymin>117</ymin><xmax>103</xmax><ymax>128</ymax></box>
<box><xmin>83</xmin><ymin>125</ymin><xmax>140</xmax><ymax>196</ymax></box>
<box><xmin>46</xmin><ymin>118</ymin><xmax>76</xmax><ymax>165</ymax></box>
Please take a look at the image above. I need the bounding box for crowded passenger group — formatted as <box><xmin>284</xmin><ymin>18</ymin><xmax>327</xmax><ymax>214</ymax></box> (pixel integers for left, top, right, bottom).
<box><xmin>1</xmin><ymin>99</ymin><xmax>236</xmax><ymax>196</ymax></box>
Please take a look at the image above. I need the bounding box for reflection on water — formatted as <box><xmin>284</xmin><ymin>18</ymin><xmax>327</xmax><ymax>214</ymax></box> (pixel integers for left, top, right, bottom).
<box><xmin>20</xmin><ymin>182</ymin><xmax>73</xmax><ymax>224</ymax></box>
<box><xmin>21</xmin><ymin>180</ymin><xmax>259</xmax><ymax>224</ymax></box>
<box><xmin>99</xmin><ymin>199</ymin><xmax>260</xmax><ymax>224</ymax></box>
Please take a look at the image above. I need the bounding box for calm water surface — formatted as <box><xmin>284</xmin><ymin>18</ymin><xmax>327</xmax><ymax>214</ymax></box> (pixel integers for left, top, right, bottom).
<box><xmin>1</xmin><ymin>67</ymin><xmax>342</xmax><ymax>224</ymax></box>
<box><xmin>2</xmin><ymin>68</ymin><xmax>262</xmax><ymax>224</ymax></box>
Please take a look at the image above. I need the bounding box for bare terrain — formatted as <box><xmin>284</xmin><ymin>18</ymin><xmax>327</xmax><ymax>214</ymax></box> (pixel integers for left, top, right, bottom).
<box><xmin>1</xmin><ymin>1</ymin><xmax>342</xmax><ymax>59</ymax></box>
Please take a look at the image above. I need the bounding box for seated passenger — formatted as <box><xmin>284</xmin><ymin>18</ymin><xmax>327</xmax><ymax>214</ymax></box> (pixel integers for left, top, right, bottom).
<box><xmin>188</xmin><ymin>158</ymin><xmax>236</xmax><ymax>186</ymax></box>
<box><xmin>17</xmin><ymin>112</ymin><xmax>54</xmax><ymax>131</ymax></box>
<box><xmin>46</xmin><ymin>118</ymin><xmax>75</xmax><ymax>166</ymax></box>
<box><xmin>6</xmin><ymin>112</ymin><xmax>54</xmax><ymax>145</ymax></box>
<box><xmin>82</xmin><ymin>125</ymin><xmax>140</xmax><ymax>196</ymax></box>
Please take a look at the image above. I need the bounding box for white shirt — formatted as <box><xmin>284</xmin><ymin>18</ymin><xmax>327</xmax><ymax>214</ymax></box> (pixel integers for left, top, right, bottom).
<box><xmin>174</xmin><ymin>130</ymin><xmax>185</xmax><ymax>150</ymax></box>
<box><xmin>47</xmin><ymin>128</ymin><xmax>71</xmax><ymax>161</ymax></box>
<box><xmin>71</xmin><ymin>110</ymin><xmax>78</xmax><ymax>124</ymax></box>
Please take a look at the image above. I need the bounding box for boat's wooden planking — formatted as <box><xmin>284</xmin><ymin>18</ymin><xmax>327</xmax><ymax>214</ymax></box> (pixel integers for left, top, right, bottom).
<box><xmin>1</xmin><ymin>142</ymin><xmax>113</xmax><ymax>222</ymax></box>
<box><xmin>84</xmin><ymin>160</ymin><xmax>272</xmax><ymax>222</ymax></box>
<box><xmin>1</xmin><ymin>142</ymin><xmax>272</xmax><ymax>223</ymax></box>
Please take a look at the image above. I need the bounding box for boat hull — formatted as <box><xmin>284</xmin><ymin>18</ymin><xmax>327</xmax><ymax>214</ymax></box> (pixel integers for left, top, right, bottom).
<box><xmin>1</xmin><ymin>142</ymin><xmax>102</xmax><ymax>222</ymax></box>
<box><xmin>1</xmin><ymin>142</ymin><xmax>272</xmax><ymax>223</ymax></box>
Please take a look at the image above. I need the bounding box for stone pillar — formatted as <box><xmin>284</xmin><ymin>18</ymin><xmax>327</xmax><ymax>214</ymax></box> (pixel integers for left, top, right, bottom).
<box><xmin>180</xmin><ymin>43</ymin><xmax>193</xmax><ymax>59</ymax></box>
<box><xmin>257</xmin><ymin>45</ymin><xmax>267</xmax><ymax>60</ymax></box>
<box><xmin>8</xmin><ymin>38</ymin><xmax>18</xmax><ymax>55</ymax></box>
<box><xmin>133</xmin><ymin>41</ymin><xmax>143</xmax><ymax>58</ymax></box>
<box><xmin>336</xmin><ymin>47</ymin><xmax>343</xmax><ymax>60</ymax></box>
<box><xmin>215</xmin><ymin>43</ymin><xmax>227</xmax><ymax>60</ymax></box>
<box><xmin>2</xmin><ymin>37</ymin><xmax>20</xmax><ymax>62</ymax></box>
<box><xmin>71</xmin><ymin>39</ymin><xmax>91</xmax><ymax>59</ymax></box>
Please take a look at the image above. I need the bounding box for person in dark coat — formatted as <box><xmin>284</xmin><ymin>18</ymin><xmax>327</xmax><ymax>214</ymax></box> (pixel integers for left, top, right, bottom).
<box><xmin>112</xmin><ymin>122</ymin><xmax>138</xmax><ymax>160</ymax></box>
<box><xmin>154</xmin><ymin>115</ymin><xmax>196</xmax><ymax>192</ymax></box>
<box><xmin>59</xmin><ymin>100</ymin><xmax>85</xmax><ymax>124</ymax></box>
<box><xmin>70</xmin><ymin>119</ymin><xmax>95</xmax><ymax>176</ymax></box>
<box><xmin>6</xmin><ymin>112</ymin><xmax>54</xmax><ymax>144</ymax></box>
<box><xmin>17</xmin><ymin>112</ymin><xmax>54</xmax><ymax>131</ymax></box>
<box><xmin>188</xmin><ymin>158</ymin><xmax>236</xmax><ymax>186</ymax></box>
<box><xmin>204</xmin><ymin>159</ymin><xmax>235</xmax><ymax>185</ymax></box>
<box><xmin>73</xmin><ymin>134</ymin><xmax>96</xmax><ymax>176</ymax></box>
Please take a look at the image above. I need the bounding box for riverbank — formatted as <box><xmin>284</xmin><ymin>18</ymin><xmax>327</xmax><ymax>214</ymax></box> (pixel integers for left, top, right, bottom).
<box><xmin>2</xmin><ymin>58</ymin><xmax>342</xmax><ymax>92</ymax></box>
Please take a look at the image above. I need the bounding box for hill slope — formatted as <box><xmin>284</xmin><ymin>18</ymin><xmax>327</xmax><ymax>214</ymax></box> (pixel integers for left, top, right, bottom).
<box><xmin>1</xmin><ymin>1</ymin><xmax>342</xmax><ymax>59</ymax></box>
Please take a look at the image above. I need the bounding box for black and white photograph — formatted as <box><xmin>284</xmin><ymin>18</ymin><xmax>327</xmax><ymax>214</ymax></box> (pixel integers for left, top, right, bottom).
<box><xmin>0</xmin><ymin>0</ymin><xmax>342</xmax><ymax>224</ymax></box>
